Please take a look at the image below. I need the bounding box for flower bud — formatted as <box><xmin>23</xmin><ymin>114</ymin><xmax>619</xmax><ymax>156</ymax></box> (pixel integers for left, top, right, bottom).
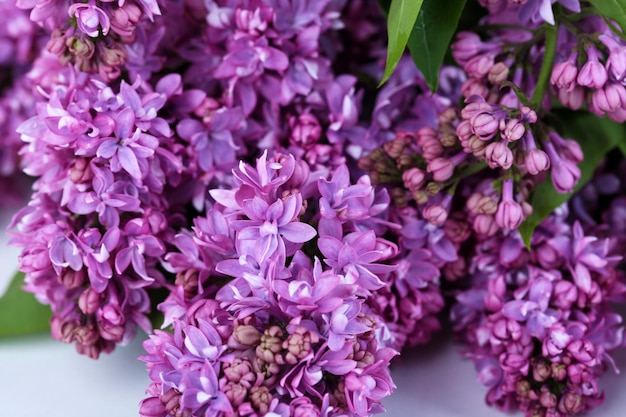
<box><xmin>501</xmin><ymin>118</ymin><xmax>525</xmax><ymax>141</ymax></box>
<box><xmin>421</xmin><ymin>137</ymin><xmax>445</xmax><ymax>160</ymax></box>
<box><xmin>488</xmin><ymin>62</ymin><xmax>509</xmax><ymax>85</ymax></box>
<box><xmin>78</xmin><ymin>288</ymin><xmax>100</xmax><ymax>315</ymax></box>
<box><xmin>423</xmin><ymin>204</ymin><xmax>448</xmax><ymax>225</ymax></box>
<box><xmin>551</xmin><ymin>59</ymin><xmax>578</xmax><ymax>91</ymax></box>
<box><xmin>591</xmin><ymin>82</ymin><xmax>626</xmax><ymax>114</ymax></box>
<box><xmin>451</xmin><ymin>32</ymin><xmax>482</xmax><ymax>65</ymax></box>
<box><xmin>465</xmin><ymin>54</ymin><xmax>494</xmax><ymax>78</ymax></box>
<box><xmin>525</xmin><ymin>149</ymin><xmax>550</xmax><ymax>175</ymax></box>
<box><xmin>290</xmin><ymin>113</ymin><xmax>321</xmax><ymax>148</ymax></box>
<box><xmin>139</xmin><ymin>397</ymin><xmax>167</xmax><ymax>417</ymax></box>
<box><xmin>402</xmin><ymin>168</ymin><xmax>426</xmax><ymax>191</ymax></box>
<box><xmin>471</xmin><ymin>112</ymin><xmax>499</xmax><ymax>140</ymax></box>
<box><xmin>427</xmin><ymin>158</ymin><xmax>454</xmax><ymax>182</ymax></box>
<box><xmin>495</xmin><ymin>179</ymin><xmax>523</xmax><ymax>229</ymax></box>
<box><xmin>485</xmin><ymin>141</ymin><xmax>513</xmax><ymax>169</ymax></box>
<box><xmin>473</xmin><ymin>214</ymin><xmax>498</xmax><ymax>236</ymax></box>
<box><xmin>577</xmin><ymin>46</ymin><xmax>607</xmax><ymax>89</ymax></box>
<box><xmin>557</xmin><ymin>85</ymin><xmax>585</xmax><ymax>110</ymax></box>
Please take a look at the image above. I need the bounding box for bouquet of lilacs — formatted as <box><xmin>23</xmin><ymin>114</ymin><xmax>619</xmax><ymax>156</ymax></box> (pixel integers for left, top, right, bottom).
<box><xmin>3</xmin><ymin>0</ymin><xmax>626</xmax><ymax>416</ymax></box>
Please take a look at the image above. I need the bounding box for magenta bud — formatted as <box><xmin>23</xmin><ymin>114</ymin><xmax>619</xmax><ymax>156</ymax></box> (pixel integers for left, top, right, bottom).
<box><xmin>551</xmin><ymin>60</ymin><xmax>578</xmax><ymax>91</ymax></box>
<box><xmin>139</xmin><ymin>397</ymin><xmax>166</xmax><ymax>417</ymax></box>
<box><xmin>456</xmin><ymin>120</ymin><xmax>473</xmax><ymax>142</ymax></box>
<box><xmin>495</xmin><ymin>179</ymin><xmax>524</xmax><ymax>229</ymax></box>
<box><xmin>58</xmin><ymin>268</ymin><xmax>86</xmax><ymax>289</ymax></box>
<box><xmin>520</xmin><ymin>106</ymin><xmax>537</xmax><ymax>123</ymax></box>
<box><xmin>78</xmin><ymin>288</ymin><xmax>100</xmax><ymax>315</ymax></box>
<box><xmin>423</xmin><ymin>204</ymin><xmax>448</xmax><ymax>225</ymax></box>
<box><xmin>499</xmin><ymin>352</ymin><xmax>529</xmax><ymax>374</ymax></box>
<box><xmin>591</xmin><ymin>82</ymin><xmax>626</xmax><ymax>113</ymax></box>
<box><xmin>427</xmin><ymin>158</ymin><xmax>454</xmax><ymax>182</ymax></box>
<box><xmin>551</xmin><ymin>159</ymin><xmax>581</xmax><ymax>193</ymax></box>
<box><xmin>501</xmin><ymin>118</ymin><xmax>525</xmax><ymax>141</ymax></box>
<box><xmin>557</xmin><ymin>85</ymin><xmax>585</xmax><ymax>110</ymax></box>
<box><xmin>420</xmin><ymin>137</ymin><xmax>444</xmax><ymax>160</ymax></box>
<box><xmin>464</xmin><ymin>54</ymin><xmax>495</xmax><ymax>78</ymax></box>
<box><xmin>539</xmin><ymin>389</ymin><xmax>557</xmax><ymax>409</ymax></box>
<box><xmin>532</xmin><ymin>361</ymin><xmax>551</xmax><ymax>382</ymax></box>
<box><xmin>471</xmin><ymin>112</ymin><xmax>499</xmax><ymax>140</ymax></box>
<box><xmin>560</xmin><ymin>392</ymin><xmax>583</xmax><ymax>414</ymax></box>
<box><xmin>290</xmin><ymin>113</ymin><xmax>321</xmax><ymax>148</ymax></box>
<box><xmin>525</xmin><ymin>149</ymin><xmax>550</xmax><ymax>175</ymax></box>
<box><xmin>488</xmin><ymin>62</ymin><xmax>509</xmax><ymax>85</ymax></box>
<box><xmin>473</xmin><ymin>214</ymin><xmax>498</xmax><ymax>236</ymax></box>
<box><xmin>402</xmin><ymin>167</ymin><xmax>426</xmax><ymax>191</ymax></box>
<box><xmin>485</xmin><ymin>141</ymin><xmax>513</xmax><ymax>169</ymax></box>
<box><xmin>451</xmin><ymin>32</ymin><xmax>482</xmax><ymax>65</ymax></box>
<box><xmin>577</xmin><ymin>47</ymin><xmax>608</xmax><ymax>89</ymax></box>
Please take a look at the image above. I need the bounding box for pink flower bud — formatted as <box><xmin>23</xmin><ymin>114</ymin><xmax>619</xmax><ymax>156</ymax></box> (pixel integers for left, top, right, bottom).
<box><xmin>557</xmin><ymin>85</ymin><xmax>585</xmax><ymax>110</ymax></box>
<box><xmin>577</xmin><ymin>47</ymin><xmax>607</xmax><ymax>89</ymax></box>
<box><xmin>545</xmin><ymin>142</ymin><xmax>581</xmax><ymax>193</ymax></box>
<box><xmin>499</xmin><ymin>352</ymin><xmax>528</xmax><ymax>374</ymax></box>
<box><xmin>402</xmin><ymin>168</ymin><xmax>426</xmax><ymax>191</ymax></box>
<box><xmin>78</xmin><ymin>288</ymin><xmax>100</xmax><ymax>315</ymax></box>
<box><xmin>139</xmin><ymin>397</ymin><xmax>167</xmax><ymax>417</ymax></box>
<box><xmin>290</xmin><ymin>113</ymin><xmax>322</xmax><ymax>148</ymax></box>
<box><xmin>485</xmin><ymin>141</ymin><xmax>513</xmax><ymax>169</ymax></box>
<box><xmin>501</xmin><ymin>118</ymin><xmax>525</xmax><ymax>141</ymax></box>
<box><xmin>451</xmin><ymin>32</ymin><xmax>483</xmax><ymax>65</ymax></box>
<box><xmin>461</xmin><ymin>78</ymin><xmax>490</xmax><ymax>98</ymax></box>
<box><xmin>69</xmin><ymin>4</ymin><xmax>111</xmax><ymax>38</ymax></box>
<box><xmin>600</xmin><ymin>34</ymin><xmax>626</xmax><ymax>81</ymax></box>
<box><xmin>471</xmin><ymin>112</ymin><xmax>499</xmax><ymax>140</ymax></box>
<box><xmin>520</xmin><ymin>106</ymin><xmax>537</xmax><ymax>123</ymax></box>
<box><xmin>495</xmin><ymin>180</ymin><xmax>524</xmax><ymax>230</ymax></box>
<box><xmin>465</xmin><ymin>54</ymin><xmax>495</xmax><ymax>78</ymax></box>
<box><xmin>551</xmin><ymin>58</ymin><xmax>578</xmax><ymax>91</ymax></box>
<box><xmin>591</xmin><ymin>82</ymin><xmax>626</xmax><ymax>114</ymax></box>
<box><xmin>567</xmin><ymin>339</ymin><xmax>596</xmax><ymax>365</ymax></box>
<box><xmin>539</xmin><ymin>389</ymin><xmax>557</xmax><ymax>409</ymax></box>
<box><xmin>427</xmin><ymin>158</ymin><xmax>454</xmax><ymax>182</ymax></box>
<box><xmin>420</xmin><ymin>137</ymin><xmax>444</xmax><ymax>160</ymax></box>
<box><xmin>456</xmin><ymin>120</ymin><xmax>473</xmax><ymax>142</ymax></box>
<box><xmin>525</xmin><ymin>149</ymin><xmax>550</xmax><ymax>175</ymax></box>
<box><xmin>423</xmin><ymin>204</ymin><xmax>448</xmax><ymax>225</ymax></box>
<box><xmin>559</xmin><ymin>392</ymin><xmax>583</xmax><ymax>415</ymax></box>
<box><xmin>488</xmin><ymin>62</ymin><xmax>509</xmax><ymax>84</ymax></box>
<box><xmin>473</xmin><ymin>214</ymin><xmax>498</xmax><ymax>236</ymax></box>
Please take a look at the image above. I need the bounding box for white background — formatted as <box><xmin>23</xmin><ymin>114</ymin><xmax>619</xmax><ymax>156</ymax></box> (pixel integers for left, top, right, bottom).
<box><xmin>1</xmin><ymin>209</ymin><xmax>626</xmax><ymax>417</ymax></box>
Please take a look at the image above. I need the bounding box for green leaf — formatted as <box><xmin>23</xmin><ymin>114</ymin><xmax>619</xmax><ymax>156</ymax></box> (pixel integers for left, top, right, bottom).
<box><xmin>380</xmin><ymin>0</ymin><xmax>424</xmax><ymax>86</ymax></box>
<box><xmin>407</xmin><ymin>0</ymin><xmax>466</xmax><ymax>92</ymax></box>
<box><xmin>588</xmin><ymin>0</ymin><xmax>626</xmax><ymax>34</ymax></box>
<box><xmin>0</xmin><ymin>272</ymin><xmax>51</xmax><ymax>337</ymax></box>
<box><xmin>518</xmin><ymin>112</ymin><xmax>626</xmax><ymax>247</ymax></box>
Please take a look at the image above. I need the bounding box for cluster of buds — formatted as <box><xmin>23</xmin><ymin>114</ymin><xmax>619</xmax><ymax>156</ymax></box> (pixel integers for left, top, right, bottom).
<box><xmin>20</xmin><ymin>0</ymin><xmax>159</xmax><ymax>80</ymax></box>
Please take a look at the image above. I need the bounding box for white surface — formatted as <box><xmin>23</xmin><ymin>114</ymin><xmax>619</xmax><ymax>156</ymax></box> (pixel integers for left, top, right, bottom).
<box><xmin>1</xmin><ymin>210</ymin><xmax>626</xmax><ymax>417</ymax></box>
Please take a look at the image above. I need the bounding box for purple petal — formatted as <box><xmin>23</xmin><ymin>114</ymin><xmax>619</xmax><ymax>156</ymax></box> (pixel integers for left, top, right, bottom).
<box><xmin>118</xmin><ymin>145</ymin><xmax>142</xmax><ymax>179</ymax></box>
<box><xmin>280</xmin><ymin>222</ymin><xmax>317</xmax><ymax>243</ymax></box>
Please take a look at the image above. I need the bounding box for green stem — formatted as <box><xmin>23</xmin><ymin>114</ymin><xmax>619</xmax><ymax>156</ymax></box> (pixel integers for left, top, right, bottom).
<box><xmin>530</xmin><ymin>23</ymin><xmax>558</xmax><ymax>108</ymax></box>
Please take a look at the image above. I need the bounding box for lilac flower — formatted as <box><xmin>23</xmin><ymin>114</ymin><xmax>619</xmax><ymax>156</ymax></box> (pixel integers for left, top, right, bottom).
<box><xmin>502</xmin><ymin>275</ymin><xmax>560</xmax><ymax>338</ymax></box>
<box><xmin>231</xmin><ymin>193</ymin><xmax>316</xmax><ymax>263</ymax></box>
<box><xmin>318</xmin><ymin>231</ymin><xmax>397</xmax><ymax>290</ymax></box>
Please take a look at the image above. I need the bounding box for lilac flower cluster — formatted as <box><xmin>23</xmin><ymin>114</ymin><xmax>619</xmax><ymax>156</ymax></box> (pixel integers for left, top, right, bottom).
<box><xmin>17</xmin><ymin>0</ymin><xmax>161</xmax><ymax>80</ymax></box>
<box><xmin>0</xmin><ymin>0</ymin><xmax>42</xmax><ymax>206</ymax></box>
<box><xmin>451</xmin><ymin>207</ymin><xmax>626</xmax><ymax>417</ymax></box>
<box><xmin>142</xmin><ymin>152</ymin><xmax>401</xmax><ymax>416</ymax></box>
<box><xmin>6</xmin><ymin>0</ymin><xmax>626</xmax><ymax>417</ymax></box>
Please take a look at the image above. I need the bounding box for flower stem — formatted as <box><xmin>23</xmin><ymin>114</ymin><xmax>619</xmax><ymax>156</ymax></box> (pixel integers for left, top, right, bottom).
<box><xmin>530</xmin><ymin>23</ymin><xmax>558</xmax><ymax>109</ymax></box>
